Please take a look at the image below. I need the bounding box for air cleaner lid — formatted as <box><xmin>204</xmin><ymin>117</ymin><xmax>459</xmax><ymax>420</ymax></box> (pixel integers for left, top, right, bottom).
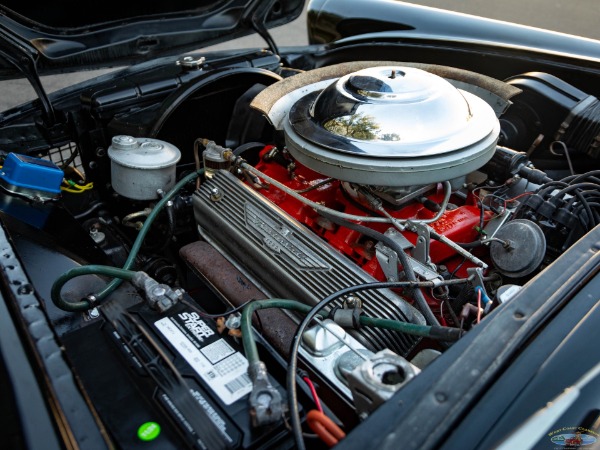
<box><xmin>284</xmin><ymin>66</ymin><xmax>500</xmax><ymax>186</ymax></box>
<box><xmin>290</xmin><ymin>66</ymin><xmax>496</xmax><ymax>158</ymax></box>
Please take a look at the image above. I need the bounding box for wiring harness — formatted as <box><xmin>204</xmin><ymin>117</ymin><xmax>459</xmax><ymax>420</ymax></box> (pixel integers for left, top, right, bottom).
<box><xmin>514</xmin><ymin>170</ymin><xmax>600</xmax><ymax>254</ymax></box>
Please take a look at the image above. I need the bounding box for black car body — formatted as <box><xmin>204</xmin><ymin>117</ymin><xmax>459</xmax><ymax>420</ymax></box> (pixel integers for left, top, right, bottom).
<box><xmin>1</xmin><ymin>1</ymin><xmax>599</xmax><ymax>449</ymax></box>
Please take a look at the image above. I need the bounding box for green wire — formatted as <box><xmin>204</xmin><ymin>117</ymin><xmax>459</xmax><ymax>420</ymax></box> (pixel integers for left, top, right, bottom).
<box><xmin>359</xmin><ymin>316</ymin><xmax>435</xmax><ymax>337</ymax></box>
<box><xmin>240</xmin><ymin>298</ymin><xmax>461</xmax><ymax>365</ymax></box>
<box><xmin>241</xmin><ymin>299</ymin><xmax>313</xmax><ymax>365</ymax></box>
<box><xmin>51</xmin><ymin>170</ymin><xmax>202</xmax><ymax>312</ymax></box>
<box><xmin>51</xmin><ymin>265</ymin><xmax>137</xmax><ymax>311</ymax></box>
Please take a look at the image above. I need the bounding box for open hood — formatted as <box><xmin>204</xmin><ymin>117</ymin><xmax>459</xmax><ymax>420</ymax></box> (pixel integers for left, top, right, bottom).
<box><xmin>0</xmin><ymin>0</ymin><xmax>304</xmax><ymax>77</ymax></box>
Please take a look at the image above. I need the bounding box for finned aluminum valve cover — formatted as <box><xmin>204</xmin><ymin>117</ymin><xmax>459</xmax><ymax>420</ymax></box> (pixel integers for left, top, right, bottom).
<box><xmin>283</xmin><ymin>66</ymin><xmax>500</xmax><ymax>186</ymax></box>
<box><xmin>193</xmin><ymin>170</ymin><xmax>425</xmax><ymax>356</ymax></box>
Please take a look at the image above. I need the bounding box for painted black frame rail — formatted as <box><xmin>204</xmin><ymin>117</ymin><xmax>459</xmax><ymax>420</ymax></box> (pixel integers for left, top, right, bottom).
<box><xmin>0</xmin><ymin>217</ymin><xmax>110</xmax><ymax>449</ymax></box>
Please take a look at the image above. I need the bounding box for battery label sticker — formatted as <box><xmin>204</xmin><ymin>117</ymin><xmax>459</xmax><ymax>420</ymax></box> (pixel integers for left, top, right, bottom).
<box><xmin>201</xmin><ymin>339</ymin><xmax>235</xmax><ymax>364</ymax></box>
<box><xmin>155</xmin><ymin>317</ymin><xmax>252</xmax><ymax>405</ymax></box>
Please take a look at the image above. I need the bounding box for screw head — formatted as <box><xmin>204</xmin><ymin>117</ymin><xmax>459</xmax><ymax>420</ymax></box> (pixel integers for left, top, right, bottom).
<box><xmin>344</xmin><ymin>295</ymin><xmax>362</xmax><ymax>309</ymax></box>
<box><xmin>209</xmin><ymin>187</ymin><xmax>222</xmax><ymax>201</ymax></box>
<box><xmin>88</xmin><ymin>307</ymin><xmax>100</xmax><ymax>319</ymax></box>
<box><xmin>151</xmin><ymin>286</ymin><xmax>166</xmax><ymax>297</ymax></box>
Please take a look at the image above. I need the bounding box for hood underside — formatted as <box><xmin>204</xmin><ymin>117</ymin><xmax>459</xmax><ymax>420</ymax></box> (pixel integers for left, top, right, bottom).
<box><xmin>0</xmin><ymin>0</ymin><xmax>304</xmax><ymax>77</ymax></box>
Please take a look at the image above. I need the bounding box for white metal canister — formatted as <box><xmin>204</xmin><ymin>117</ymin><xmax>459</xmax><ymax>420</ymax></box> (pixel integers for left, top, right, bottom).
<box><xmin>108</xmin><ymin>135</ymin><xmax>181</xmax><ymax>200</ymax></box>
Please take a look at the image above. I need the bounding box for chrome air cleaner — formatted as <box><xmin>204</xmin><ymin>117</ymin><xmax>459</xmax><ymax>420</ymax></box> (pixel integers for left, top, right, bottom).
<box><xmin>283</xmin><ymin>66</ymin><xmax>500</xmax><ymax>186</ymax></box>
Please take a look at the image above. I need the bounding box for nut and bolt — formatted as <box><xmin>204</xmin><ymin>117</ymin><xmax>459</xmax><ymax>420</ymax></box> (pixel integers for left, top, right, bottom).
<box><xmin>89</xmin><ymin>227</ymin><xmax>106</xmax><ymax>244</ymax></box>
<box><xmin>176</xmin><ymin>56</ymin><xmax>206</xmax><ymax>70</ymax></box>
<box><xmin>209</xmin><ymin>187</ymin><xmax>222</xmax><ymax>201</ymax></box>
<box><xmin>344</xmin><ymin>295</ymin><xmax>362</xmax><ymax>309</ymax></box>
<box><xmin>225</xmin><ymin>314</ymin><xmax>242</xmax><ymax>330</ymax></box>
<box><xmin>151</xmin><ymin>286</ymin><xmax>167</xmax><ymax>297</ymax></box>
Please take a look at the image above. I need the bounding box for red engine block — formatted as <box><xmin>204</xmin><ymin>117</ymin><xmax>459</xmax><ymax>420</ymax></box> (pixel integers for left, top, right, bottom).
<box><xmin>252</xmin><ymin>147</ymin><xmax>486</xmax><ymax>300</ymax></box>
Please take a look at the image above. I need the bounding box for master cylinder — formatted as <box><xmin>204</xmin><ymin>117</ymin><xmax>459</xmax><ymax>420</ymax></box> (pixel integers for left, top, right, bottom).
<box><xmin>108</xmin><ymin>135</ymin><xmax>181</xmax><ymax>200</ymax></box>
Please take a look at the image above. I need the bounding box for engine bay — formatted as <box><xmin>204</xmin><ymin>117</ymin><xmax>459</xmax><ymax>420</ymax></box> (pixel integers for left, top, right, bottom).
<box><xmin>1</xmin><ymin>53</ymin><xmax>600</xmax><ymax>449</ymax></box>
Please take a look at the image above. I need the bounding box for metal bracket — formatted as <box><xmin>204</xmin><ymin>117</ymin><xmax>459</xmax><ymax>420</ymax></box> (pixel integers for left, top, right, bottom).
<box><xmin>412</xmin><ymin>222</ymin><xmax>433</xmax><ymax>269</ymax></box>
<box><xmin>375</xmin><ymin>228</ymin><xmax>412</xmax><ymax>281</ymax></box>
<box><xmin>467</xmin><ymin>267</ymin><xmax>486</xmax><ymax>290</ymax></box>
<box><xmin>375</xmin><ymin>227</ymin><xmax>440</xmax><ymax>281</ymax></box>
<box><xmin>483</xmin><ymin>208</ymin><xmax>513</xmax><ymax>240</ymax></box>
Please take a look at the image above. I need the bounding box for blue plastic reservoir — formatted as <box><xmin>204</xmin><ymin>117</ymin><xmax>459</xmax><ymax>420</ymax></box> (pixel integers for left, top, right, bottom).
<box><xmin>0</xmin><ymin>153</ymin><xmax>63</xmax><ymax>194</ymax></box>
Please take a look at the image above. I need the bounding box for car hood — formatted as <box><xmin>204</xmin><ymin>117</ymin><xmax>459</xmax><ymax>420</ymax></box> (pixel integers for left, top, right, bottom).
<box><xmin>0</xmin><ymin>0</ymin><xmax>304</xmax><ymax>77</ymax></box>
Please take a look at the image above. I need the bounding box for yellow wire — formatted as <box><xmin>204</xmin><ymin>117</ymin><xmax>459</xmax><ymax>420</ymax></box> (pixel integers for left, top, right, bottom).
<box><xmin>61</xmin><ymin>179</ymin><xmax>93</xmax><ymax>192</ymax></box>
<box><xmin>60</xmin><ymin>182</ymin><xmax>94</xmax><ymax>193</ymax></box>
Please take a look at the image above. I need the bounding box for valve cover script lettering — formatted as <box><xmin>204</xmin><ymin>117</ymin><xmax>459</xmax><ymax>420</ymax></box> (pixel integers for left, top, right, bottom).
<box><xmin>245</xmin><ymin>203</ymin><xmax>330</xmax><ymax>271</ymax></box>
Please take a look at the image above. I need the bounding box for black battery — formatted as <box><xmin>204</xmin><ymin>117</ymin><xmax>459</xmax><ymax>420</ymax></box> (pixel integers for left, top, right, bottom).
<box><xmin>61</xmin><ymin>299</ymin><xmax>291</xmax><ymax>450</ymax></box>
